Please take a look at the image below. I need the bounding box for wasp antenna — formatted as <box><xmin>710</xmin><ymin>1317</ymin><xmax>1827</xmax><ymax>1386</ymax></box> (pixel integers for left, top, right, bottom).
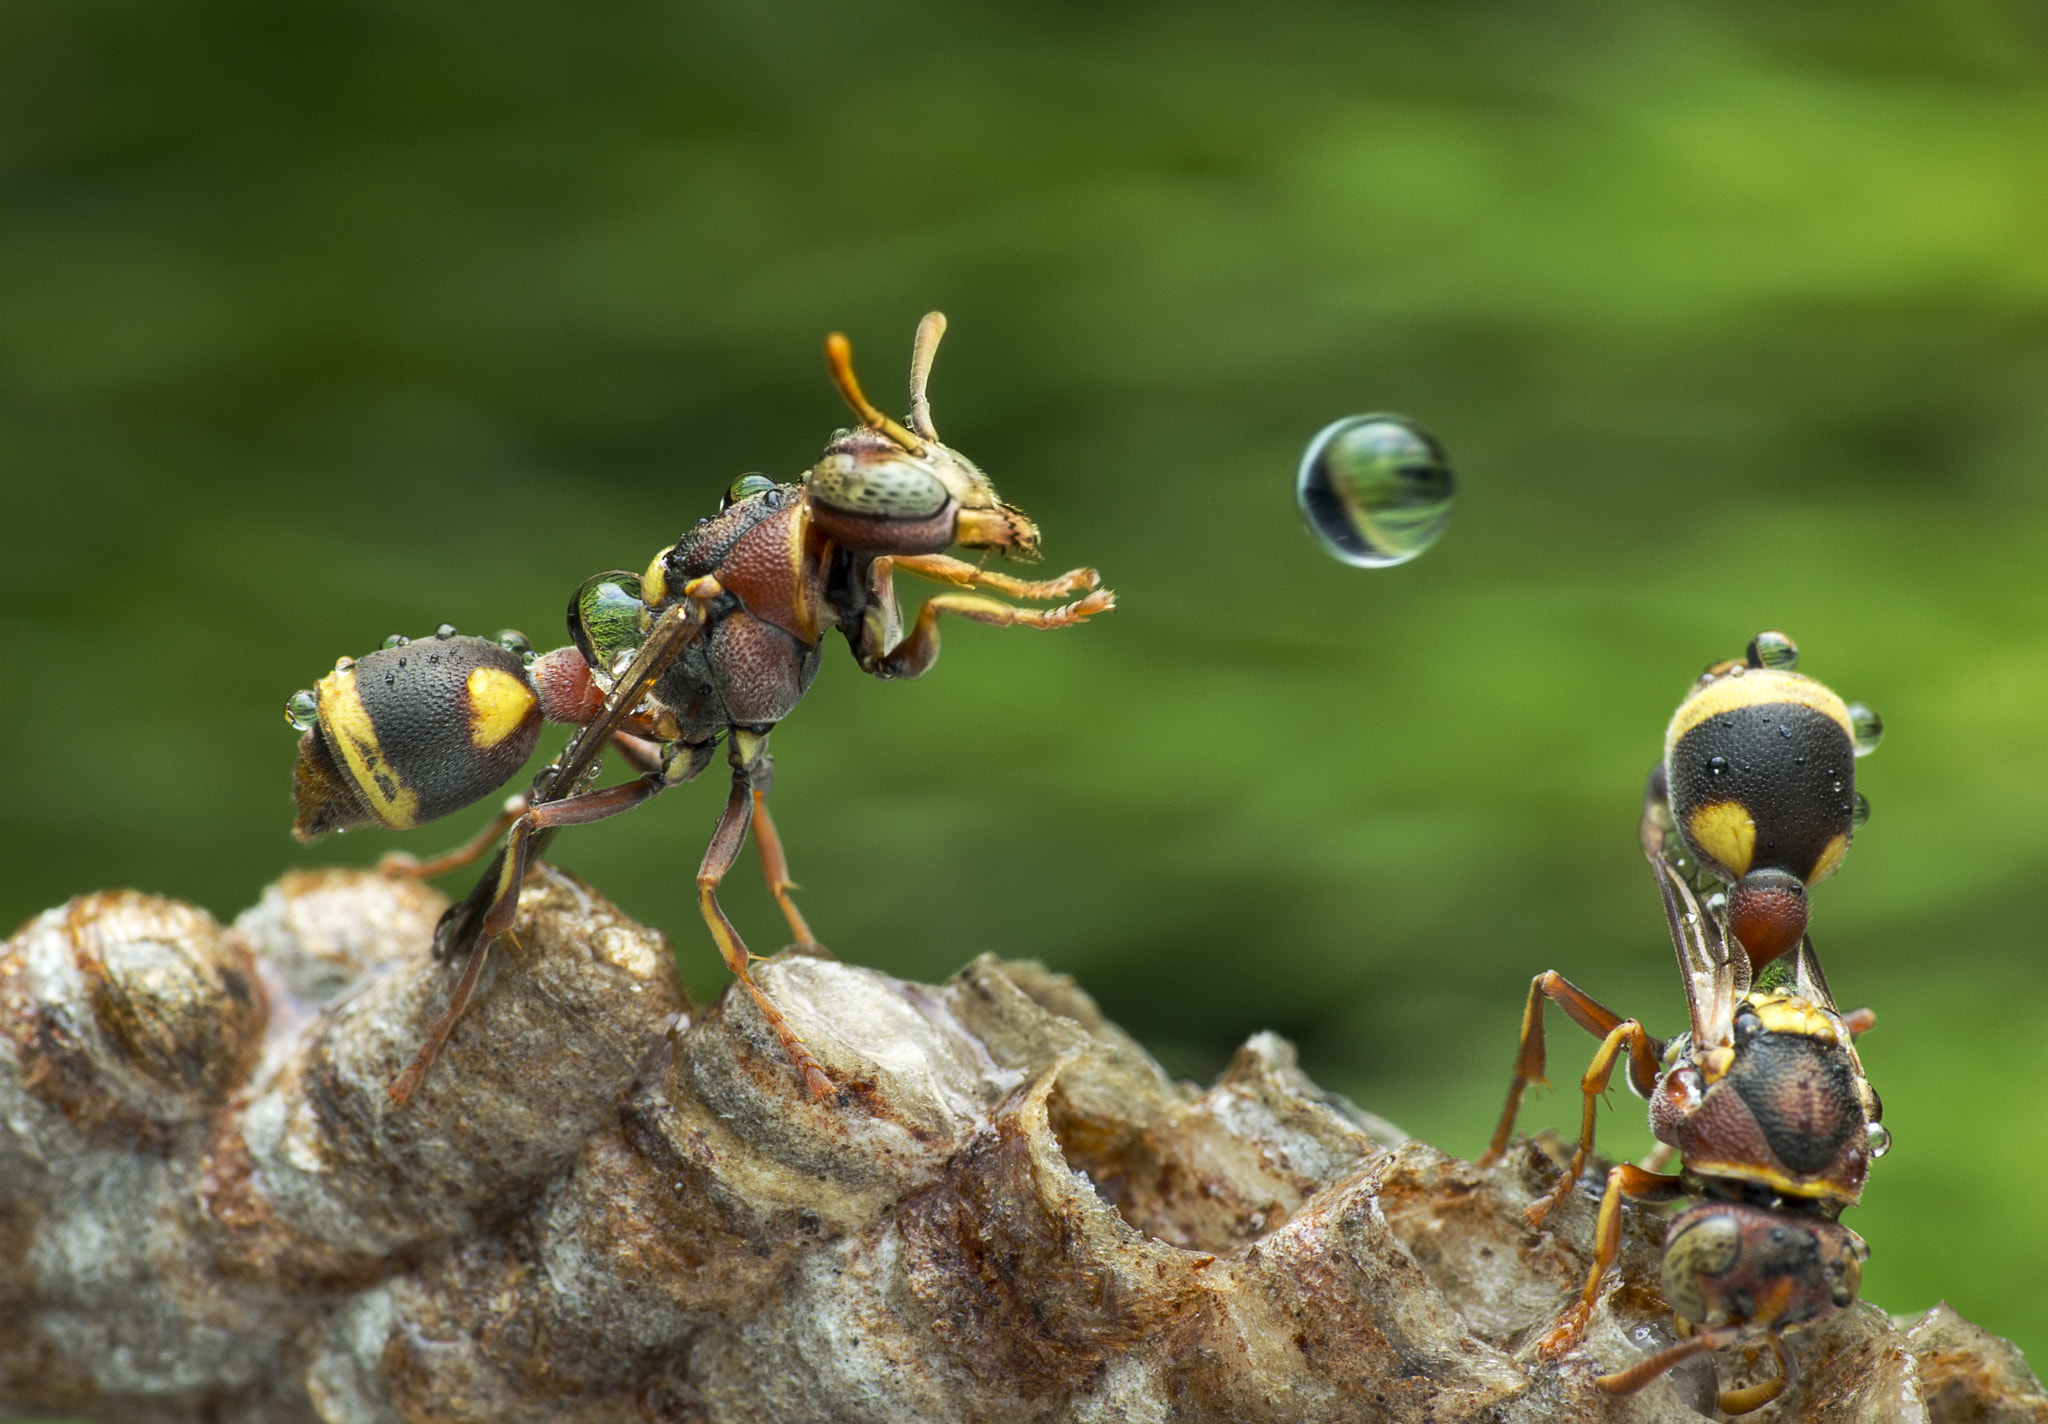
<box><xmin>825</xmin><ymin>332</ymin><xmax>926</xmax><ymax>454</ymax></box>
<box><xmin>908</xmin><ymin>310</ymin><xmax>947</xmax><ymax>442</ymax></box>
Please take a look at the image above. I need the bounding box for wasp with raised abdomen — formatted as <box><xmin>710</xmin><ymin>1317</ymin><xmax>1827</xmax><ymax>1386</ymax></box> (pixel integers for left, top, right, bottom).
<box><xmin>285</xmin><ymin>314</ymin><xmax>1114</xmax><ymax>1105</ymax></box>
<box><xmin>1478</xmin><ymin>633</ymin><xmax>1886</xmax><ymax>1412</ymax></box>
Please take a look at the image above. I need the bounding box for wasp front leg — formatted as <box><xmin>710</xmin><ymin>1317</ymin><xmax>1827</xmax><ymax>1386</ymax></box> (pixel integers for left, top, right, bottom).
<box><xmin>1538</xmin><ymin>1162</ymin><xmax>1687</xmax><ymax>1358</ymax></box>
<box><xmin>852</xmin><ymin>559</ymin><xmax>1114</xmax><ymax>681</ymax></box>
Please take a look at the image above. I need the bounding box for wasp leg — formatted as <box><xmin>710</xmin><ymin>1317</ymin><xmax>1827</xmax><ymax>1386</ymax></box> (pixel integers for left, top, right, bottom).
<box><xmin>1539</xmin><ymin>1162</ymin><xmax>1688</xmax><ymax>1358</ymax></box>
<box><xmin>1592</xmin><ymin>1322</ymin><xmax>1742</xmax><ymax>1397</ymax></box>
<box><xmin>379</xmin><ymin>795</ymin><xmax>528</xmax><ymax>880</ymax></box>
<box><xmin>858</xmin><ymin>590</ymin><xmax>1115</xmax><ymax>680</ymax></box>
<box><xmin>1714</xmin><ymin>1332</ymin><xmax>1797</xmax><ymax>1414</ymax></box>
<box><xmin>1524</xmin><ymin>1017</ymin><xmax>1665</xmax><ymax>1227</ymax></box>
<box><xmin>1478</xmin><ymin>972</ymin><xmax>1659</xmax><ymax>1168</ymax></box>
<box><xmin>697</xmin><ymin>743</ymin><xmax>834</xmax><ymax>1099</ymax></box>
<box><xmin>381</xmin><ymin>733</ymin><xmax>672</xmax><ymax>882</ymax></box>
<box><xmin>750</xmin><ymin>789</ymin><xmax>818</xmax><ymax>950</ymax></box>
<box><xmin>386</xmin><ymin>773</ymin><xmax>668</xmax><ymax>1106</ymax></box>
<box><xmin>887</xmin><ymin>553</ymin><xmax>1102</xmax><ymax>602</ymax></box>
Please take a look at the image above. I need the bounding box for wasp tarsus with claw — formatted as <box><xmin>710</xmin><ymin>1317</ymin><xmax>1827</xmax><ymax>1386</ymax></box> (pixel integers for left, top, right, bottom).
<box><xmin>287</xmin><ymin>314</ymin><xmax>1114</xmax><ymax>1106</ymax></box>
<box><xmin>1477</xmin><ymin>634</ymin><xmax>1885</xmax><ymax>1413</ymax></box>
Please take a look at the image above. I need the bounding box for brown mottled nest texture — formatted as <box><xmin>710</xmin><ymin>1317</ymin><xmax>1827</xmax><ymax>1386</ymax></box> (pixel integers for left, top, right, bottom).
<box><xmin>0</xmin><ymin>868</ymin><xmax>2041</xmax><ymax>1423</ymax></box>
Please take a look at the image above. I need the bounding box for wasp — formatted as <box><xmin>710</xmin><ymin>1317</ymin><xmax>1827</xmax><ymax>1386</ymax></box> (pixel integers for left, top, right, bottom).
<box><xmin>286</xmin><ymin>314</ymin><xmax>1114</xmax><ymax>1105</ymax></box>
<box><xmin>1476</xmin><ymin>634</ymin><xmax>1885</xmax><ymax>1412</ymax></box>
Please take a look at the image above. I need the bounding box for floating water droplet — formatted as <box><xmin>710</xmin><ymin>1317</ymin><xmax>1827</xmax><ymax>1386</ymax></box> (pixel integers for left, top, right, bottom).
<box><xmin>434</xmin><ymin>622</ymin><xmax>457</xmax><ymax>639</ymax></box>
<box><xmin>1846</xmin><ymin>702</ymin><xmax>1883</xmax><ymax>756</ymax></box>
<box><xmin>1296</xmin><ymin>414</ymin><xmax>1454</xmax><ymax>568</ymax></box>
<box><xmin>1851</xmin><ymin>793</ymin><xmax>1870</xmax><ymax>828</ymax></box>
<box><xmin>381</xmin><ymin>633</ymin><xmax>410</xmax><ymax>650</ymax></box>
<box><xmin>494</xmin><ymin>628</ymin><xmax>533</xmax><ymax>657</ymax></box>
<box><xmin>333</xmin><ymin>656</ymin><xmax>355</xmax><ymax>674</ymax></box>
<box><xmin>285</xmin><ymin>690</ymin><xmax>319</xmax><ymax>731</ymax></box>
<box><xmin>1746</xmin><ymin>630</ymin><xmax>1798</xmax><ymax>671</ymax></box>
<box><xmin>1866</xmin><ymin>1122</ymin><xmax>1891</xmax><ymax>1159</ymax></box>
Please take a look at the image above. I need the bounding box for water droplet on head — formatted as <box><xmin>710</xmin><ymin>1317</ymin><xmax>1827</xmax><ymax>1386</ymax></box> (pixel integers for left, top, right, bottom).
<box><xmin>333</xmin><ymin>656</ymin><xmax>355</xmax><ymax>674</ymax></box>
<box><xmin>435</xmin><ymin>623</ymin><xmax>457</xmax><ymax>639</ymax></box>
<box><xmin>1852</xmin><ymin>793</ymin><xmax>1870</xmax><ymax>828</ymax></box>
<box><xmin>494</xmin><ymin>629</ymin><xmax>533</xmax><ymax>657</ymax></box>
<box><xmin>1296</xmin><ymin>414</ymin><xmax>1454</xmax><ymax>568</ymax></box>
<box><xmin>285</xmin><ymin>690</ymin><xmax>319</xmax><ymax>732</ymax></box>
<box><xmin>381</xmin><ymin>633</ymin><xmax>410</xmax><ymax>650</ymax></box>
<box><xmin>1847</xmin><ymin>702</ymin><xmax>1883</xmax><ymax>756</ymax></box>
<box><xmin>1746</xmin><ymin>630</ymin><xmax>1799</xmax><ymax>671</ymax></box>
<box><xmin>1866</xmin><ymin>1122</ymin><xmax>1891</xmax><ymax>1158</ymax></box>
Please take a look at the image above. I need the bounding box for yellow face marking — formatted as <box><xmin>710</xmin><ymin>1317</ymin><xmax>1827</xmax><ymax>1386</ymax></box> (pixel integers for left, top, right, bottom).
<box><xmin>1664</xmin><ymin>668</ymin><xmax>1854</xmax><ymax>755</ymax></box>
<box><xmin>315</xmin><ymin>670</ymin><xmax>422</xmax><ymax>829</ymax></box>
<box><xmin>1686</xmin><ymin>800</ymin><xmax>1757</xmax><ymax>878</ymax></box>
<box><xmin>467</xmin><ymin>667</ymin><xmax>537</xmax><ymax>749</ymax></box>
<box><xmin>1809</xmin><ymin>832</ymin><xmax>1850</xmax><ymax>885</ymax></box>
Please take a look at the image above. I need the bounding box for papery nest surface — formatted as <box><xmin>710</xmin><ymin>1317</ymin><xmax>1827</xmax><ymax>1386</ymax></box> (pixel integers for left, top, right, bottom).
<box><xmin>0</xmin><ymin>868</ymin><xmax>2040</xmax><ymax>1423</ymax></box>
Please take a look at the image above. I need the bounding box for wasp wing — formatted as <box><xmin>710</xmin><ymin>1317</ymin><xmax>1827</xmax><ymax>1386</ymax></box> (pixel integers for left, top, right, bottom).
<box><xmin>1781</xmin><ymin>934</ymin><xmax>1838</xmax><ymax>1012</ymax></box>
<box><xmin>1641</xmin><ymin>763</ymin><xmax>1746</xmax><ymax>1050</ymax></box>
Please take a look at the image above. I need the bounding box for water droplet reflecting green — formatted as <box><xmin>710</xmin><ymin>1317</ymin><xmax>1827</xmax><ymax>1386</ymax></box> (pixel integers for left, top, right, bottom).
<box><xmin>1851</xmin><ymin>792</ymin><xmax>1870</xmax><ymax>828</ymax></box>
<box><xmin>1846</xmin><ymin>702</ymin><xmax>1882</xmax><ymax>756</ymax></box>
<box><xmin>1746</xmin><ymin>630</ymin><xmax>1798</xmax><ymax>671</ymax></box>
<box><xmin>724</xmin><ymin>473</ymin><xmax>777</xmax><ymax>509</ymax></box>
<box><xmin>381</xmin><ymin>633</ymin><xmax>410</xmax><ymax>650</ymax></box>
<box><xmin>285</xmin><ymin>690</ymin><xmax>319</xmax><ymax>732</ymax></box>
<box><xmin>1296</xmin><ymin>414</ymin><xmax>1454</xmax><ymax>568</ymax></box>
<box><xmin>1866</xmin><ymin>1122</ymin><xmax>1891</xmax><ymax>1158</ymax></box>
<box><xmin>434</xmin><ymin>623</ymin><xmax>457</xmax><ymax>640</ymax></box>
<box><xmin>493</xmin><ymin>629</ymin><xmax>533</xmax><ymax>657</ymax></box>
<box><xmin>333</xmin><ymin>656</ymin><xmax>355</xmax><ymax>674</ymax></box>
<box><xmin>569</xmin><ymin>571</ymin><xmax>649</xmax><ymax>691</ymax></box>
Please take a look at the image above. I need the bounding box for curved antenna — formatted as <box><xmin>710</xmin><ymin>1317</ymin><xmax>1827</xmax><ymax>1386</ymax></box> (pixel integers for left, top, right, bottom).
<box><xmin>824</xmin><ymin>332</ymin><xmax>926</xmax><ymax>454</ymax></box>
<box><xmin>907</xmin><ymin>310</ymin><xmax>947</xmax><ymax>442</ymax></box>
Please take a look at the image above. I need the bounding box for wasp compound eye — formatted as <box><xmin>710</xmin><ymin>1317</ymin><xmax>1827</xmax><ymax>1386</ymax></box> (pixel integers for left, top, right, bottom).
<box><xmin>567</xmin><ymin>571</ymin><xmax>649</xmax><ymax>690</ymax></box>
<box><xmin>808</xmin><ymin>456</ymin><xmax>950</xmax><ymax>520</ymax></box>
<box><xmin>1296</xmin><ymin>414</ymin><xmax>1455</xmax><ymax>569</ymax></box>
<box><xmin>722</xmin><ymin>473</ymin><xmax>776</xmax><ymax>510</ymax></box>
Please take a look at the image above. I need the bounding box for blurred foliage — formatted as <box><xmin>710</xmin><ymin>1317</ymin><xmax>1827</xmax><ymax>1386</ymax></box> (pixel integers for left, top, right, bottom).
<box><xmin>4</xmin><ymin>0</ymin><xmax>2047</xmax><ymax>1364</ymax></box>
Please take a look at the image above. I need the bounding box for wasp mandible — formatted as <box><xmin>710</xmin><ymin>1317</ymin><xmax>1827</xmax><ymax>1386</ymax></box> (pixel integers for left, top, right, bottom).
<box><xmin>286</xmin><ymin>314</ymin><xmax>1114</xmax><ymax>1105</ymax></box>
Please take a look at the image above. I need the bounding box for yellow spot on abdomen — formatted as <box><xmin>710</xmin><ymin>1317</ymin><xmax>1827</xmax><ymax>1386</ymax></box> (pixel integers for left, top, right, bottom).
<box><xmin>317</xmin><ymin>670</ymin><xmax>423</xmax><ymax>829</ymax></box>
<box><xmin>1687</xmin><ymin>800</ymin><xmax>1757</xmax><ymax>878</ymax></box>
<box><xmin>467</xmin><ymin>667</ymin><xmax>537</xmax><ymax>749</ymax></box>
<box><xmin>1809</xmin><ymin>832</ymin><xmax>1850</xmax><ymax>885</ymax></box>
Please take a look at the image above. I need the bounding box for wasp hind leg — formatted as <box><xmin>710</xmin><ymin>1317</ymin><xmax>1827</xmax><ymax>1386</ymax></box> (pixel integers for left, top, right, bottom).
<box><xmin>385</xmin><ymin>771</ymin><xmax>668</xmax><ymax>1106</ymax></box>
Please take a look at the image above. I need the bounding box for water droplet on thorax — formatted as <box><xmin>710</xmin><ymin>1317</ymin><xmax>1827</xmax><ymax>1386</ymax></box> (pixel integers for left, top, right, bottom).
<box><xmin>1867</xmin><ymin>1122</ymin><xmax>1892</xmax><ymax>1158</ymax></box>
<box><xmin>1846</xmin><ymin>702</ymin><xmax>1883</xmax><ymax>756</ymax></box>
<box><xmin>1296</xmin><ymin>414</ymin><xmax>1454</xmax><ymax>568</ymax></box>
<box><xmin>1746</xmin><ymin>630</ymin><xmax>1799</xmax><ymax>670</ymax></box>
<box><xmin>285</xmin><ymin>690</ymin><xmax>319</xmax><ymax>732</ymax></box>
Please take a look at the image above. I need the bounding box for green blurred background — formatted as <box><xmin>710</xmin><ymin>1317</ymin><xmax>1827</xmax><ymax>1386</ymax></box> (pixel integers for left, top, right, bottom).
<box><xmin>4</xmin><ymin>0</ymin><xmax>2046</xmax><ymax>1364</ymax></box>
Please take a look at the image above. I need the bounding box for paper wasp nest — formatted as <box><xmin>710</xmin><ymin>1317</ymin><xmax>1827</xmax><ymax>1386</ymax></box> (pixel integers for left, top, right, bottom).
<box><xmin>1</xmin><ymin>868</ymin><xmax>2042</xmax><ymax>1423</ymax></box>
